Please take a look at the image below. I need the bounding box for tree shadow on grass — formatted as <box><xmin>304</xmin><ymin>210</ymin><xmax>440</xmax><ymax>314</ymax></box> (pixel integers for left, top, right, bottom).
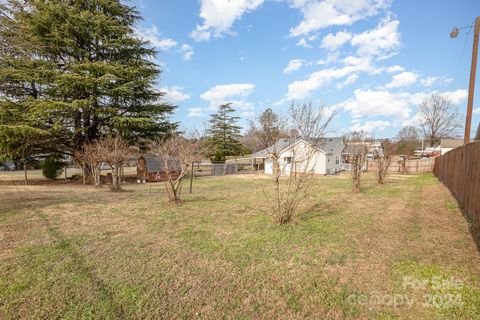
<box><xmin>299</xmin><ymin>201</ymin><xmax>342</xmax><ymax>222</ymax></box>
<box><xmin>183</xmin><ymin>195</ymin><xmax>229</xmax><ymax>203</ymax></box>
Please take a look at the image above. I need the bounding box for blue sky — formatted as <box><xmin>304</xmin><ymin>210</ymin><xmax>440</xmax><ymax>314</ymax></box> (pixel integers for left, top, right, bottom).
<box><xmin>131</xmin><ymin>0</ymin><xmax>480</xmax><ymax>138</ymax></box>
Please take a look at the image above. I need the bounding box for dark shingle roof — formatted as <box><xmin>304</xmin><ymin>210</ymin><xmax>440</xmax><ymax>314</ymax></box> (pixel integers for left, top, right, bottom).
<box><xmin>252</xmin><ymin>138</ymin><xmax>294</xmax><ymax>157</ymax></box>
<box><xmin>316</xmin><ymin>137</ymin><xmax>344</xmax><ymax>155</ymax></box>
<box><xmin>342</xmin><ymin>144</ymin><xmax>367</xmax><ymax>155</ymax></box>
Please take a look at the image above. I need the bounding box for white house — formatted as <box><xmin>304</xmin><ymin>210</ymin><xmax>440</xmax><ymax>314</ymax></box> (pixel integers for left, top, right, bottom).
<box><xmin>253</xmin><ymin>138</ymin><xmax>345</xmax><ymax>175</ymax></box>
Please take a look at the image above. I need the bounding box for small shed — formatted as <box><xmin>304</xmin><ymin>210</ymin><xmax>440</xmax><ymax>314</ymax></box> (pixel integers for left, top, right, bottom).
<box><xmin>137</xmin><ymin>155</ymin><xmax>180</xmax><ymax>182</ymax></box>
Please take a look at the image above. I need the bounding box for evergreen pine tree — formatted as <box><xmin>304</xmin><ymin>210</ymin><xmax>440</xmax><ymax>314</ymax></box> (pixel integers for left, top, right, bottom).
<box><xmin>0</xmin><ymin>0</ymin><xmax>176</xmax><ymax>157</ymax></box>
<box><xmin>207</xmin><ymin>103</ymin><xmax>243</xmax><ymax>162</ymax></box>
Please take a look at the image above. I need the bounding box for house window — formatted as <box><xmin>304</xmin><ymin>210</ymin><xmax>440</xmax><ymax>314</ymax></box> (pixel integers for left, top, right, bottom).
<box><xmin>335</xmin><ymin>155</ymin><xmax>340</xmax><ymax>165</ymax></box>
<box><xmin>284</xmin><ymin>157</ymin><xmax>292</xmax><ymax>164</ymax></box>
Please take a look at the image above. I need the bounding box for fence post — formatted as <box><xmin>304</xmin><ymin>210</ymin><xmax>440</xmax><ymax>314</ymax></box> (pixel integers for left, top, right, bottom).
<box><xmin>189</xmin><ymin>162</ymin><xmax>194</xmax><ymax>194</ymax></box>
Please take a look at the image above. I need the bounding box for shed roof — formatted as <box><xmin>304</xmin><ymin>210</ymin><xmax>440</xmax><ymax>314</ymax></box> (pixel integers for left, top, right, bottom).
<box><xmin>143</xmin><ymin>155</ymin><xmax>164</xmax><ymax>172</ymax></box>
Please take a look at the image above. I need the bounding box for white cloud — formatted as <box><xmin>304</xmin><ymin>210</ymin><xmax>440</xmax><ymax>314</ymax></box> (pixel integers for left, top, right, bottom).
<box><xmin>241</xmin><ymin>111</ymin><xmax>255</xmax><ymax>117</ymax></box>
<box><xmin>179</xmin><ymin>44</ymin><xmax>194</xmax><ymax>60</ymax></box>
<box><xmin>351</xmin><ymin>17</ymin><xmax>400</xmax><ymax>59</ymax></box>
<box><xmin>336</xmin><ymin>74</ymin><xmax>358</xmax><ymax>89</ymax></box>
<box><xmin>473</xmin><ymin>107</ymin><xmax>480</xmax><ymax>114</ymax></box>
<box><xmin>343</xmin><ymin>89</ymin><xmax>412</xmax><ymax>119</ymax></box>
<box><xmin>200</xmin><ymin>83</ymin><xmax>256</xmax><ymax>109</ymax></box>
<box><xmin>161</xmin><ymin>86</ymin><xmax>191</xmax><ymax>102</ymax></box>
<box><xmin>385</xmin><ymin>71</ymin><xmax>418</xmax><ymax>88</ymax></box>
<box><xmin>135</xmin><ymin>25</ymin><xmax>177</xmax><ymax>51</ymax></box>
<box><xmin>351</xmin><ymin>120</ymin><xmax>391</xmax><ymax>132</ymax></box>
<box><xmin>401</xmin><ymin>112</ymin><xmax>423</xmax><ymax>127</ymax></box>
<box><xmin>321</xmin><ymin>31</ymin><xmax>352</xmax><ymax>51</ymax></box>
<box><xmin>341</xmin><ymin>88</ymin><xmax>468</xmax><ymax>120</ymax></box>
<box><xmin>289</xmin><ymin>0</ymin><xmax>389</xmax><ymax>37</ymax></box>
<box><xmin>278</xmin><ymin>58</ymin><xmax>377</xmax><ymax>102</ymax></box>
<box><xmin>190</xmin><ymin>0</ymin><xmax>264</xmax><ymax>41</ymax></box>
<box><xmin>441</xmin><ymin>89</ymin><xmax>468</xmax><ymax>105</ymax></box>
<box><xmin>296</xmin><ymin>34</ymin><xmax>319</xmax><ymax>48</ymax></box>
<box><xmin>296</xmin><ymin>38</ymin><xmax>313</xmax><ymax>48</ymax></box>
<box><xmin>420</xmin><ymin>76</ymin><xmax>453</xmax><ymax>87</ymax></box>
<box><xmin>284</xmin><ymin>59</ymin><xmax>306</xmax><ymax>74</ymax></box>
<box><xmin>385</xmin><ymin>65</ymin><xmax>404</xmax><ymax>73</ymax></box>
<box><xmin>187</xmin><ymin>108</ymin><xmax>204</xmax><ymax>117</ymax></box>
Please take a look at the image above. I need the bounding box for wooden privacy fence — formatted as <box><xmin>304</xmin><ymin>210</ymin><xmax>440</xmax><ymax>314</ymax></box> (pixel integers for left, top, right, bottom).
<box><xmin>434</xmin><ymin>141</ymin><xmax>480</xmax><ymax>225</ymax></box>
<box><xmin>366</xmin><ymin>158</ymin><xmax>435</xmax><ymax>174</ymax></box>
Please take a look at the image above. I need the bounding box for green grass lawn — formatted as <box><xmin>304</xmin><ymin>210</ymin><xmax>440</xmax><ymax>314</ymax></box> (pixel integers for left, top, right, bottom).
<box><xmin>1</xmin><ymin>173</ymin><xmax>479</xmax><ymax>319</ymax></box>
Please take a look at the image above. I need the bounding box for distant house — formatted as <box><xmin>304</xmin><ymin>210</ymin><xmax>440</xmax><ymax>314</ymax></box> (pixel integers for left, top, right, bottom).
<box><xmin>137</xmin><ymin>155</ymin><xmax>180</xmax><ymax>182</ymax></box>
<box><xmin>253</xmin><ymin>137</ymin><xmax>346</xmax><ymax>175</ymax></box>
<box><xmin>341</xmin><ymin>144</ymin><xmax>369</xmax><ymax>171</ymax></box>
<box><xmin>439</xmin><ymin>139</ymin><xmax>464</xmax><ymax>155</ymax></box>
<box><xmin>318</xmin><ymin>137</ymin><xmax>345</xmax><ymax>174</ymax></box>
<box><xmin>414</xmin><ymin>138</ymin><xmax>464</xmax><ymax>157</ymax></box>
<box><xmin>343</xmin><ymin>141</ymin><xmax>383</xmax><ymax>159</ymax></box>
<box><xmin>252</xmin><ymin>138</ymin><xmax>293</xmax><ymax>173</ymax></box>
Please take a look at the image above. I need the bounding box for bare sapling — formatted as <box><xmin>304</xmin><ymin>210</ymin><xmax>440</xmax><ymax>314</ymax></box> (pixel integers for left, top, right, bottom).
<box><xmin>375</xmin><ymin>140</ymin><xmax>398</xmax><ymax>185</ymax></box>
<box><xmin>148</xmin><ymin>133</ymin><xmax>202</xmax><ymax>205</ymax></box>
<box><xmin>344</xmin><ymin>131</ymin><xmax>369</xmax><ymax>193</ymax></box>
<box><xmin>259</xmin><ymin>102</ymin><xmax>334</xmax><ymax>224</ymax></box>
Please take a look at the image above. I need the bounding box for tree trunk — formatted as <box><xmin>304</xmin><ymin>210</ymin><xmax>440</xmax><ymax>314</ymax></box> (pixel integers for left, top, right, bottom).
<box><xmin>82</xmin><ymin>163</ymin><xmax>86</xmax><ymax>184</ymax></box>
<box><xmin>111</xmin><ymin>166</ymin><xmax>120</xmax><ymax>190</ymax></box>
<box><xmin>165</xmin><ymin>179</ymin><xmax>182</xmax><ymax>204</ymax></box>
<box><xmin>23</xmin><ymin>161</ymin><xmax>28</xmax><ymax>185</ymax></box>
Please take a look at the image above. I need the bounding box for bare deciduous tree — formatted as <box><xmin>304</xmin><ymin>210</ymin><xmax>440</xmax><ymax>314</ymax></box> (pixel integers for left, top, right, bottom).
<box><xmin>375</xmin><ymin>140</ymin><xmax>398</xmax><ymax>185</ymax></box>
<box><xmin>247</xmin><ymin>108</ymin><xmax>283</xmax><ymax>151</ymax></box>
<box><xmin>148</xmin><ymin>134</ymin><xmax>202</xmax><ymax>205</ymax></box>
<box><xmin>344</xmin><ymin>131</ymin><xmax>369</xmax><ymax>193</ymax></box>
<box><xmin>95</xmin><ymin>136</ymin><xmax>135</xmax><ymax>190</ymax></box>
<box><xmin>259</xmin><ymin>102</ymin><xmax>334</xmax><ymax>224</ymax></box>
<box><xmin>396</xmin><ymin>126</ymin><xmax>420</xmax><ymax>156</ymax></box>
<box><xmin>397</xmin><ymin>125</ymin><xmax>418</xmax><ymax>141</ymax></box>
<box><xmin>74</xmin><ymin>143</ymin><xmax>102</xmax><ymax>187</ymax></box>
<box><xmin>290</xmin><ymin>102</ymin><xmax>334</xmax><ymax>139</ymax></box>
<box><xmin>75</xmin><ymin>136</ymin><xmax>134</xmax><ymax>189</ymax></box>
<box><xmin>418</xmin><ymin>94</ymin><xmax>462</xmax><ymax>147</ymax></box>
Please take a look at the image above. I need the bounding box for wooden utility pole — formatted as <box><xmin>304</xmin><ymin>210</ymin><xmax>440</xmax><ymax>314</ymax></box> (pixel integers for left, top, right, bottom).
<box><xmin>465</xmin><ymin>16</ymin><xmax>480</xmax><ymax>144</ymax></box>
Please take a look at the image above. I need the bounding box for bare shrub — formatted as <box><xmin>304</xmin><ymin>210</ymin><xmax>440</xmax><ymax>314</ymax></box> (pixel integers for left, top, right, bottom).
<box><xmin>148</xmin><ymin>134</ymin><xmax>202</xmax><ymax>205</ymax></box>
